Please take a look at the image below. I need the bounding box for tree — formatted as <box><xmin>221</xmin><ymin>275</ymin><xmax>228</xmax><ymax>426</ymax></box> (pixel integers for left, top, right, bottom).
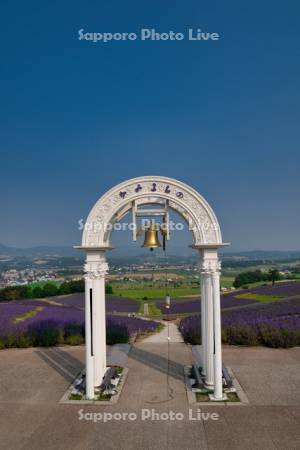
<box><xmin>68</xmin><ymin>280</ymin><xmax>84</xmax><ymax>292</ymax></box>
<box><xmin>59</xmin><ymin>282</ymin><xmax>72</xmax><ymax>295</ymax></box>
<box><xmin>0</xmin><ymin>285</ymin><xmax>32</xmax><ymax>301</ymax></box>
<box><xmin>32</xmin><ymin>286</ymin><xmax>44</xmax><ymax>298</ymax></box>
<box><xmin>268</xmin><ymin>269</ymin><xmax>280</xmax><ymax>286</ymax></box>
<box><xmin>105</xmin><ymin>284</ymin><xmax>114</xmax><ymax>295</ymax></box>
<box><xmin>233</xmin><ymin>270</ymin><xmax>265</xmax><ymax>288</ymax></box>
<box><xmin>42</xmin><ymin>283</ymin><xmax>58</xmax><ymax>297</ymax></box>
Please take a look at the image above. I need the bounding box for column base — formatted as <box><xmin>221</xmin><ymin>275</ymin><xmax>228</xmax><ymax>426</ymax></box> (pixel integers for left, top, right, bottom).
<box><xmin>204</xmin><ymin>382</ymin><xmax>214</xmax><ymax>390</ymax></box>
<box><xmin>94</xmin><ymin>366</ymin><xmax>108</xmax><ymax>388</ymax></box>
<box><xmin>209</xmin><ymin>393</ymin><xmax>228</xmax><ymax>402</ymax></box>
<box><xmin>85</xmin><ymin>389</ymin><xmax>95</xmax><ymax>400</ymax></box>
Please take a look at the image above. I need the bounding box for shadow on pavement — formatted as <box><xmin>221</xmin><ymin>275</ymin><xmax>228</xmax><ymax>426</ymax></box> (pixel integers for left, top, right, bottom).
<box><xmin>129</xmin><ymin>346</ymin><xmax>184</xmax><ymax>381</ymax></box>
<box><xmin>34</xmin><ymin>347</ymin><xmax>84</xmax><ymax>382</ymax></box>
<box><xmin>35</xmin><ymin>346</ymin><xmax>184</xmax><ymax>383</ymax></box>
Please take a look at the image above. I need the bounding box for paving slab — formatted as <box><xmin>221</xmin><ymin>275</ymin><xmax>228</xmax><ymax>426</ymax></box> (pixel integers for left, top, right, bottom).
<box><xmin>0</xmin><ymin>343</ymin><xmax>299</xmax><ymax>449</ymax></box>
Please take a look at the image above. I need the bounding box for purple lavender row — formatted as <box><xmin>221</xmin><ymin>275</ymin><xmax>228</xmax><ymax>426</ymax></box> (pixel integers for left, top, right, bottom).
<box><xmin>0</xmin><ymin>303</ymin><xmax>157</xmax><ymax>336</ymax></box>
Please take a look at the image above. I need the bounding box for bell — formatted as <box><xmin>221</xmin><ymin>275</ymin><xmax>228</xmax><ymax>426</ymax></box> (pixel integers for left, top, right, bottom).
<box><xmin>142</xmin><ymin>224</ymin><xmax>162</xmax><ymax>251</ymax></box>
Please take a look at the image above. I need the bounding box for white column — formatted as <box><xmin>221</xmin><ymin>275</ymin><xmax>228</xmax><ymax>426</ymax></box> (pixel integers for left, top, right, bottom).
<box><xmin>92</xmin><ymin>273</ymin><xmax>107</xmax><ymax>385</ymax></box>
<box><xmin>204</xmin><ymin>272</ymin><xmax>214</xmax><ymax>388</ymax></box>
<box><xmin>84</xmin><ymin>276</ymin><xmax>94</xmax><ymax>399</ymax></box>
<box><xmin>92</xmin><ymin>277</ymin><xmax>104</xmax><ymax>385</ymax></box>
<box><xmin>211</xmin><ymin>269</ymin><xmax>224</xmax><ymax>400</ymax></box>
<box><xmin>200</xmin><ymin>273</ymin><xmax>206</xmax><ymax>376</ymax></box>
<box><xmin>84</xmin><ymin>251</ymin><xmax>109</xmax><ymax>395</ymax></box>
<box><xmin>200</xmin><ymin>248</ymin><xmax>225</xmax><ymax>398</ymax></box>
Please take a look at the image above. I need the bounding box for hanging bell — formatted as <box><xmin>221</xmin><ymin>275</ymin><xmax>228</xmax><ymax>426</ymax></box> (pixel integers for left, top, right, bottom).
<box><xmin>142</xmin><ymin>224</ymin><xmax>162</xmax><ymax>251</ymax></box>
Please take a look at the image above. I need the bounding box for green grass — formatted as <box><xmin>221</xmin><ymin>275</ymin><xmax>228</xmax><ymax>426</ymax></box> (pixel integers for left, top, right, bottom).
<box><xmin>114</xmin><ymin>287</ymin><xmax>199</xmax><ymax>300</ymax></box>
<box><xmin>70</xmin><ymin>393</ymin><xmax>83</xmax><ymax>400</ymax></box>
<box><xmin>236</xmin><ymin>293</ymin><xmax>283</xmax><ymax>303</ymax></box>
<box><xmin>226</xmin><ymin>392</ymin><xmax>240</xmax><ymax>402</ymax></box>
<box><xmin>13</xmin><ymin>306</ymin><xmax>44</xmax><ymax>323</ymax></box>
<box><xmin>195</xmin><ymin>391</ymin><xmax>240</xmax><ymax>402</ymax></box>
<box><xmin>147</xmin><ymin>302</ymin><xmax>162</xmax><ymax>316</ymax></box>
<box><xmin>220</xmin><ymin>279</ymin><xmax>235</xmax><ymax>288</ymax></box>
<box><xmin>138</xmin><ymin>300</ymin><xmax>162</xmax><ymax>316</ymax></box>
<box><xmin>96</xmin><ymin>392</ymin><xmax>112</xmax><ymax>401</ymax></box>
<box><xmin>195</xmin><ymin>392</ymin><xmax>210</xmax><ymax>402</ymax></box>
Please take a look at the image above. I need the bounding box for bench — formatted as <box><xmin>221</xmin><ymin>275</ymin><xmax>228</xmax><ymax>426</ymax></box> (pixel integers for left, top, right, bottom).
<box><xmin>191</xmin><ymin>365</ymin><xmax>205</xmax><ymax>389</ymax></box>
<box><xmin>222</xmin><ymin>366</ymin><xmax>233</xmax><ymax>388</ymax></box>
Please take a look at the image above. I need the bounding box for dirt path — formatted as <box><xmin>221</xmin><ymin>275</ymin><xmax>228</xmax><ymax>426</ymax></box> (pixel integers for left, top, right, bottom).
<box><xmin>141</xmin><ymin>320</ymin><xmax>183</xmax><ymax>343</ymax></box>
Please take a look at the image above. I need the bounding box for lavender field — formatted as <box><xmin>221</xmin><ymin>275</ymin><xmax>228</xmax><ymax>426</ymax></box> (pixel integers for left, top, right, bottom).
<box><xmin>180</xmin><ymin>296</ymin><xmax>300</xmax><ymax>348</ymax></box>
<box><xmin>158</xmin><ymin>293</ymin><xmax>258</xmax><ymax>315</ymax></box>
<box><xmin>158</xmin><ymin>282</ymin><xmax>300</xmax><ymax>316</ymax></box>
<box><xmin>0</xmin><ymin>300</ymin><xmax>158</xmax><ymax>349</ymax></box>
<box><xmin>53</xmin><ymin>293</ymin><xmax>139</xmax><ymax>313</ymax></box>
<box><xmin>249</xmin><ymin>281</ymin><xmax>300</xmax><ymax>297</ymax></box>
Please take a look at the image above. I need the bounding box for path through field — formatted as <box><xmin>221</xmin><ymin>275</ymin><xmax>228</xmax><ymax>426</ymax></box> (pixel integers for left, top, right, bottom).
<box><xmin>141</xmin><ymin>320</ymin><xmax>183</xmax><ymax>343</ymax></box>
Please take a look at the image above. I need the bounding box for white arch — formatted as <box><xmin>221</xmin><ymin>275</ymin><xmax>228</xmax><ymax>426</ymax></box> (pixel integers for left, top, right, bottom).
<box><xmin>82</xmin><ymin>176</ymin><xmax>223</xmax><ymax>247</ymax></box>
<box><xmin>79</xmin><ymin>175</ymin><xmax>228</xmax><ymax>402</ymax></box>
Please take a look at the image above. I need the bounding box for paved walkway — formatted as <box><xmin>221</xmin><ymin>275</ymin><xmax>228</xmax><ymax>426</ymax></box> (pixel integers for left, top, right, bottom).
<box><xmin>0</xmin><ymin>341</ymin><xmax>299</xmax><ymax>449</ymax></box>
<box><xmin>141</xmin><ymin>320</ymin><xmax>183</xmax><ymax>343</ymax></box>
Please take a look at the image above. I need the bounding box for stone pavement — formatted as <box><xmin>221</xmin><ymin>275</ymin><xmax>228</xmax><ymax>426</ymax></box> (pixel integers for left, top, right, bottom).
<box><xmin>0</xmin><ymin>339</ymin><xmax>299</xmax><ymax>449</ymax></box>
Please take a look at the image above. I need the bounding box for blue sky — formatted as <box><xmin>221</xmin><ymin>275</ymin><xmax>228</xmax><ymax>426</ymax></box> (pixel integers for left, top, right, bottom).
<box><xmin>1</xmin><ymin>0</ymin><xmax>299</xmax><ymax>250</ymax></box>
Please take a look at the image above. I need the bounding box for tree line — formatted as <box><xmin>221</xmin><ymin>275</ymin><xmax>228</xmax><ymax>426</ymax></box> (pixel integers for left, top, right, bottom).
<box><xmin>0</xmin><ymin>280</ymin><xmax>114</xmax><ymax>301</ymax></box>
<box><xmin>233</xmin><ymin>269</ymin><xmax>282</xmax><ymax>288</ymax></box>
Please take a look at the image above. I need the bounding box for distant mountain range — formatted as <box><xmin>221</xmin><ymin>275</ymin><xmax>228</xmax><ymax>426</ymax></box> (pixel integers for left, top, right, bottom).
<box><xmin>0</xmin><ymin>244</ymin><xmax>79</xmax><ymax>258</ymax></box>
<box><xmin>221</xmin><ymin>250</ymin><xmax>300</xmax><ymax>261</ymax></box>
<box><xmin>0</xmin><ymin>244</ymin><xmax>300</xmax><ymax>261</ymax></box>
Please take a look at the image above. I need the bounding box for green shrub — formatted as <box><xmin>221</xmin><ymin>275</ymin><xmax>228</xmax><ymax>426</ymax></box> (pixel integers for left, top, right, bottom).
<box><xmin>42</xmin><ymin>283</ymin><xmax>58</xmax><ymax>297</ymax></box>
<box><xmin>0</xmin><ymin>338</ymin><xmax>5</xmax><ymax>350</ymax></box>
<box><xmin>259</xmin><ymin>325</ymin><xmax>299</xmax><ymax>348</ymax></box>
<box><xmin>65</xmin><ymin>335</ymin><xmax>84</xmax><ymax>345</ymax></box>
<box><xmin>5</xmin><ymin>334</ymin><xmax>18</xmax><ymax>348</ymax></box>
<box><xmin>58</xmin><ymin>282</ymin><xmax>72</xmax><ymax>295</ymax></box>
<box><xmin>0</xmin><ymin>285</ymin><xmax>33</xmax><ymax>301</ymax></box>
<box><xmin>64</xmin><ymin>323</ymin><xmax>84</xmax><ymax>338</ymax></box>
<box><xmin>27</xmin><ymin>321</ymin><xmax>61</xmax><ymax>347</ymax></box>
<box><xmin>32</xmin><ymin>286</ymin><xmax>44</xmax><ymax>298</ymax></box>
<box><xmin>16</xmin><ymin>334</ymin><xmax>32</xmax><ymax>348</ymax></box>
<box><xmin>67</xmin><ymin>280</ymin><xmax>84</xmax><ymax>293</ymax></box>
<box><xmin>105</xmin><ymin>284</ymin><xmax>114</xmax><ymax>294</ymax></box>
<box><xmin>223</xmin><ymin>325</ymin><xmax>259</xmax><ymax>346</ymax></box>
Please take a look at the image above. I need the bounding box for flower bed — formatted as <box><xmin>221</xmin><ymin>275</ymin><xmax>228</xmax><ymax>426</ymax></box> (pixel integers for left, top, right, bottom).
<box><xmin>28</xmin><ymin>293</ymin><xmax>140</xmax><ymax>313</ymax></box>
<box><xmin>179</xmin><ymin>297</ymin><xmax>300</xmax><ymax>348</ymax></box>
<box><xmin>0</xmin><ymin>303</ymin><xmax>159</xmax><ymax>349</ymax></box>
<box><xmin>249</xmin><ymin>281</ymin><xmax>300</xmax><ymax>297</ymax></box>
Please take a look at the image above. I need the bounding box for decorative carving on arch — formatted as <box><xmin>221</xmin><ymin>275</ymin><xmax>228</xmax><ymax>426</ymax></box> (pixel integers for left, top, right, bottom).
<box><xmin>81</xmin><ymin>176</ymin><xmax>223</xmax><ymax>247</ymax></box>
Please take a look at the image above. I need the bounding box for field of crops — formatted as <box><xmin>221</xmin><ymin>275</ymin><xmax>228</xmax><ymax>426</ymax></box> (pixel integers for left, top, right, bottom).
<box><xmin>1</xmin><ymin>281</ymin><xmax>299</xmax><ymax>349</ymax></box>
<box><xmin>53</xmin><ymin>293</ymin><xmax>139</xmax><ymax>313</ymax></box>
<box><xmin>158</xmin><ymin>292</ymin><xmax>259</xmax><ymax>315</ymax></box>
<box><xmin>179</xmin><ymin>296</ymin><xmax>300</xmax><ymax>348</ymax></box>
<box><xmin>0</xmin><ymin>300</ymin><xmax>159</xmax><ymax>349</ymax></box>
<box><xmin>158</xmin><ymin>282</ymin><xmax>300</xmax><ymax>315</ymax></box>
<box><xmin>113</xmin><ymin>287</ymin><xmax>200</xmax><ymax>299</ymax></box>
